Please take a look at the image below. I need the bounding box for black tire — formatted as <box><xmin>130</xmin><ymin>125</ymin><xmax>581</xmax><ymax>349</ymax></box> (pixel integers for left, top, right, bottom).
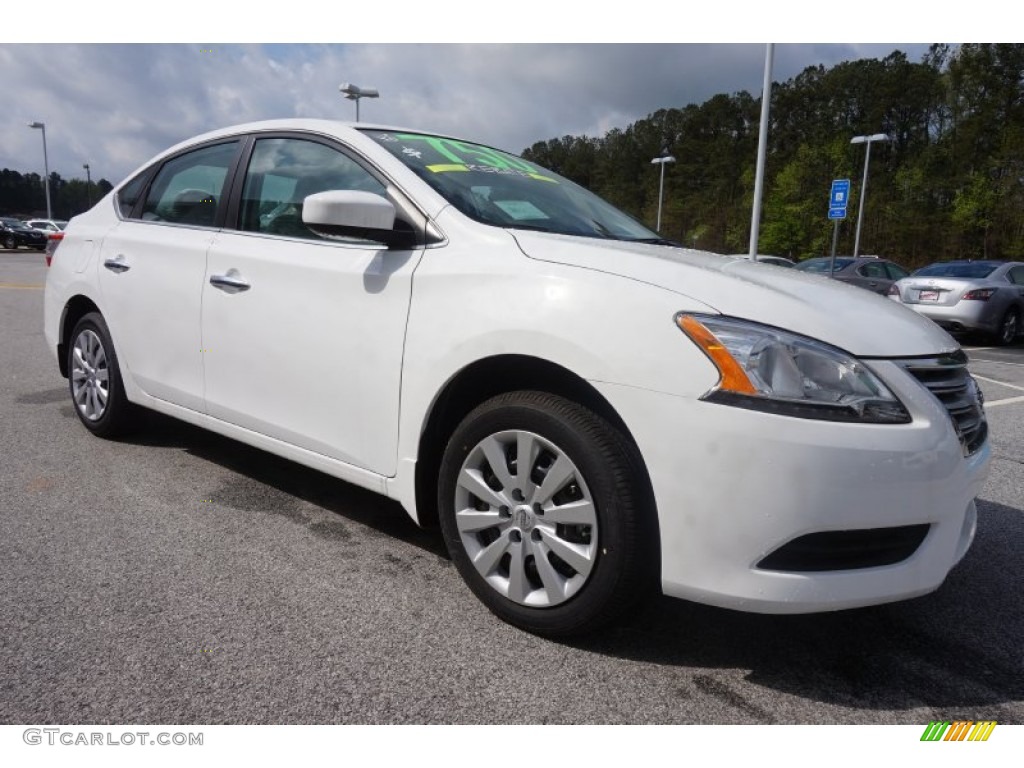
<box><xmin>437</xmin><ymin>391</ymin><xmax>657</xmax><ymax>637</ymax></box>
<box><xmin>67</xmin><ymin>312</ymin><xmax>136</xmax><ymax>438</ymax></box>
<box><xmin>994</xmin><ymin>308</ymin><xmax>1020</xmax><ymax>346</ymax></box>
<box><xmin>3</xmin><ymin>235</ymin><xmax>15</xmax><ymax>250</ymax></box>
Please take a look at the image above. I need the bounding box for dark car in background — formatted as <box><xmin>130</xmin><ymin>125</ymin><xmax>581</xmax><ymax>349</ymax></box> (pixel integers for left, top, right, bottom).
<box><xmin>889</xmin><ymin>260</ymin><xmax>1024</xmax><ymax>345</ymax></box>
<box><xmin>1</xmin><ymin>218</ymin><xmax>48</xmax><ymax>251</ymax></box>
<box><xmin>796</xmin><ymin>256</ymin><xmax>909</xmax><ymax>295</ymax></box>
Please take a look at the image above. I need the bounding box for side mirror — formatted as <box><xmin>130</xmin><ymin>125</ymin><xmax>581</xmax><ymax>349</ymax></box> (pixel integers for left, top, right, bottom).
<box><xmin>302</xmin><ymin>190</ymin><xmax>413</xmax><ymax>248</ymax></box>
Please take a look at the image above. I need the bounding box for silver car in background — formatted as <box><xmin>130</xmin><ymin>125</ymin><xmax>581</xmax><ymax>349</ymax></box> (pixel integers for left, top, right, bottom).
<box><xmin>888</xmin><ymin>260</ymin><xmax>1024</xmax><ymax>345</ymax></box>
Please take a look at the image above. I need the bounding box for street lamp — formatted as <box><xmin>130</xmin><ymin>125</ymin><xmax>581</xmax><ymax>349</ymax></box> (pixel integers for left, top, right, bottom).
<box><xmin>28</xmin><ymin>121</ymin><xmax>52</xmax><ymax>219</ymax></box>
<box><xmin>651</xmin><ymin>153</ymin><xmax>676</xmax><ymax>232</ymax></box>
<box><xmin>83</xmin><ymin>163</ymin><xmax>92</xmax><ymax>208</ymax></box>
<box><xmin>850</xmin><ymin>133</ymin><xmax>889</xmax><ymax>258</ymax></box>
<box><xmin>339</xmin><ymin>82</ymin><xmax>380</xmax><ymax>122</ymax></box>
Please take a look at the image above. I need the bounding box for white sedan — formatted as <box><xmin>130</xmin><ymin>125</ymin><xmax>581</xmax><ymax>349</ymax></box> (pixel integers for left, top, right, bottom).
<box><xmin>44</xmin><ymin>120</ymin><xmax>990</xmax><ymax>636</ymax></box>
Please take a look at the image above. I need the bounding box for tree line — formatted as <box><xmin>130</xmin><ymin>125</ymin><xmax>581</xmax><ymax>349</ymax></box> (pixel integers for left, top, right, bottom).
<box><xmin>521</xmin><ymin>44</ymin><xmax>1024</xmax><ymax>268</ymax></box>
<box><xmin>0</xmin><ymin>169</ymin><xmax>113</xmax><ymax>220</ymax></box>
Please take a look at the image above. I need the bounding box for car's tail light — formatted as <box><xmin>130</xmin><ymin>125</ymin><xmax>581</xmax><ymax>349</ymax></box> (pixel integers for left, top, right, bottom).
<box><xmin>45</xmin><ymin>232</ymin><xmax>63</xmax><ymax>267</ymax></box>
<box><xmin>962</xmin><ymin>288</ymin><xmax>995</xmax><ymax>301</ymax></box>
<box><xmin>887</xmin><ymin>284</ymin><xmax>900</xmax><ymax>298</ymax></box>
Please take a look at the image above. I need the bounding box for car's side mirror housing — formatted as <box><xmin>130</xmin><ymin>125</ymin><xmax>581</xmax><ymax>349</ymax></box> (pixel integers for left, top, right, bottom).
<box><xmin>302</xmin><ymin>190</ymin><xmax>413</xmax><ymax>248</ymax></box>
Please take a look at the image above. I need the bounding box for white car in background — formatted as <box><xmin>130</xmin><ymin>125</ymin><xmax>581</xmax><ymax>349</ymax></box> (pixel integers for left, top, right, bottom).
<box><xmin>43</xmin><ymin>120</ymin><xmax>990</xmax><ymax>636</ymax></box>
<box><xmin>731</xmin><ymin>253</ymin><xmax>796</xmax><ymax>268</ymax></box>
<box><xmin>26</xmin><ymin>219</ymin><xmax>68</xmax><ymax>235</ymax></box>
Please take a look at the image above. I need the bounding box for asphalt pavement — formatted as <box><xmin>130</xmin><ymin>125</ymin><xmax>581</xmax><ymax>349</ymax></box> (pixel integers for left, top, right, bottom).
<box><xmin>1</xmin><ymin>248</ymin><xmax>1022</xmax><ymax>724</ymax></box>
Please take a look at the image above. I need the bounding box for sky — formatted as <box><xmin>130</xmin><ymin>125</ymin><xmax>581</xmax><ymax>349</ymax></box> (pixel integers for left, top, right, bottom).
<box><xmin>0</xmin><ymin>1</ymin><xmax>984</xmax><ymax>187</ymax></box>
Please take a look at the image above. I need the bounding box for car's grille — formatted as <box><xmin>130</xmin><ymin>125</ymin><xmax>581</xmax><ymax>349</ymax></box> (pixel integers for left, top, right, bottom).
<box><xmin>897</xmin><ymin>351</ymin><xmax>987</xmax><ymax>456</ymax></box>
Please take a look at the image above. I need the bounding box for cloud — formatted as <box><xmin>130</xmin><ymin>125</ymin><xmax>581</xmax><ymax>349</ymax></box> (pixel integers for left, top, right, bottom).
<box><xmin>0</xmin><ymin>43</ymin><xmax>929</xmax><ymax>186</ymax></box>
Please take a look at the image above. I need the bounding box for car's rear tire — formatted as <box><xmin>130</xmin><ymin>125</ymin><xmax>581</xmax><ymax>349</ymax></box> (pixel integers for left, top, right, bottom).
<box><xmin>67</xmin><ymin>312</ymin><xmax>135</xmax><ymax>438</ymax></box>
<box><xmin>437</xmin><ymin>391</ymin><xmax>656</xmax><ymax>637</ymax></box>
<box><xmin>995</xmin><ymin>308</ymin><xmax>1020</xmax><ymax>346</ymax></box>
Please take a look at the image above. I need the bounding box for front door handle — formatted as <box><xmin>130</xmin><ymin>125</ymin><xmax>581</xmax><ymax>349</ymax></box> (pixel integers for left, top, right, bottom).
<box><xmin>209</xmin><ymin>273</ymin><xmax>251</xmax><ymax>293</ymax></box>
<box><xmin>103</xmin><ymin>256</ymin><xmax>130</xmax><ymax>273</ymax></box>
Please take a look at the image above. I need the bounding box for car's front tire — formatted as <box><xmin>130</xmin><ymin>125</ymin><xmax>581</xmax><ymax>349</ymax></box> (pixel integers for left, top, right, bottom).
<box><xmin>437</xmin><ymin>391</ymin><xmax>656</xmax><ymax>637</ymax></box>
<box><xmin>67</xmin><ymin>312</ymin><xmax>135</xmax><ymax>438</ymax></box>
<box><xmin>995</xmin><ymin>308</ymin><xmax>1020</xmax><ymax>346</ymax></box>
<box><xmin>3</xmin><ymin>235</ymin><xmax>15</xmax><ymax>250</ymax></box>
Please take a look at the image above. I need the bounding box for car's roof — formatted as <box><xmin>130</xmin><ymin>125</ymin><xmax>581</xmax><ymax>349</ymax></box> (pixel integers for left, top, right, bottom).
<box><xmin>165</xmin><ymin>119</ymin><xmax>464</xmax><ymax>154</ymax></box>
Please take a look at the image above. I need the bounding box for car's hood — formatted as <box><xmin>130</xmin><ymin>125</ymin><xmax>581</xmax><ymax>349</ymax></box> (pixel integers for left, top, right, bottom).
<box><xmin>510</xmin><ymin>231</ymin><xmax>957</xmax><ymax>358</ymax></box>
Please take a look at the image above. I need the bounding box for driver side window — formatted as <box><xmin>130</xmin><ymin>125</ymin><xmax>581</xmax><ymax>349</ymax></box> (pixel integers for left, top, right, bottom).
<box><xmin>239</xmin><ymin>138</ymin><xmax>386</xmax><ymax>241</ymax></box>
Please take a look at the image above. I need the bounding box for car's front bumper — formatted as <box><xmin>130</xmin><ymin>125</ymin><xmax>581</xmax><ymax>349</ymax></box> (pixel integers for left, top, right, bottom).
<box><xmin>593</xmin><ymin>361</ymin><xmax>990</xmax><ymax>614</ymax></box>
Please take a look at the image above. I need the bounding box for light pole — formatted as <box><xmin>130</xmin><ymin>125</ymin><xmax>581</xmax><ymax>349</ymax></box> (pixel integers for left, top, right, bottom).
<box><xmin>28</xmin><ymin>121</ymin><xmax>52</xmax><ymax>219</ymax></box>
<box><xmin>749</xmin><ymin>43</ymin><xmax>774</xmax><ymax>262</ymax></box>
<box><xmin>651</xmin><ymin>153</ymin><xmax>676</xmax><ymax>232</ymax></box>
<box><xmin>339</xmin><ymin>82</ymin><xmax>380</xmax><ymax>122</ymax></box>
<box><xmin>83</xmin><ymin>163</ymin><xmax>92</xmax><ymax>208</ymax></box>
<box><xmin>850</xmin><ymin>133</ymin><xmax>889</xmax><ymax>258</ymax></box>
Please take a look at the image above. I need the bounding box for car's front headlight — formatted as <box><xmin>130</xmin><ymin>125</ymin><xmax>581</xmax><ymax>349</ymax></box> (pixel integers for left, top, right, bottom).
<box><xmin>676</xmin><ymin>314</ymin><xmax>910</xmax><ymax>423</ymax></box>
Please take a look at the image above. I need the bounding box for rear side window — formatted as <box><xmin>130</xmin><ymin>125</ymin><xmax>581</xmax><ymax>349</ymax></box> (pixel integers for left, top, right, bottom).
<box><xmin>116</xmin><ymin>173</ymin><xmax>149</xmax><ymax>218</ymax></box>
<box><xmin>1009</xmin><ymin>266</ymin><xmax>1024</xmax><ymax>285</ymax></box>
<box><xmin>139</xmin><ymin>141</ymin><xmax>240</xmax><ymax>226</ymax></box>
<box><xmin>885</xmin><ymin>263</ymin><xmax>909</xmax><ymax>280</ymax></box>
<box><xmin>858</xmin><ymin>262</ymin><xmax>887</xmax><ymax>278</ymax></box>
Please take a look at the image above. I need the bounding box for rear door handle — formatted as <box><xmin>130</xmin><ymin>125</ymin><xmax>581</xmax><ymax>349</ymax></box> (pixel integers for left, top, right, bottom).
<box><xmin>209</xmin><ymin>273</ymin><xmax>251</xmax><ymax>293</ymax></box>
<box><xmin>103</xmin><ymin>256</ymin><xmax>130</xmax><ymax>273</ymax></box>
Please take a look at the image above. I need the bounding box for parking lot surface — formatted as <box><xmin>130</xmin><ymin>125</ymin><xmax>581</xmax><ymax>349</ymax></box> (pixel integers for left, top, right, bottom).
<box><xmin>2</xmin><ymin>248</ymin><xmax>1022</xmax><ymax>724</ymax></box>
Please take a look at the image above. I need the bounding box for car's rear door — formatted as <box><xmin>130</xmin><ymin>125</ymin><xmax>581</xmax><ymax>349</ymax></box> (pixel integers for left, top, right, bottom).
<box><xmin>200</xmin><ymin>134</ymin><xmax>425</xmax><ymax>475</ymax></box>
<box><xmin>96</xmin><ymin>140</ymin><xmax>242</xmax><ymax>411</ymax></box>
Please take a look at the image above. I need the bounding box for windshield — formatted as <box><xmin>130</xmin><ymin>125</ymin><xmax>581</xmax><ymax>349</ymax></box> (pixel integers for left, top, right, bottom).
<box><xmin>1</xmin><ymin>218</ymin><xmax>31</xmax><ymax>230</ymax></box>
<box><xmin>796</xmin><ymin>258</ymin><xmax>855</xmax><ymax>273</ymax></box>
<box><xmin>912</xmin><ymin>262</ymin><xmax>1001</xmax><ymax>279</ymax></box>
<box><xmin>364</xmin><ymin>130</ymin><xmax>661</xmax><ymax>242</ymax></box>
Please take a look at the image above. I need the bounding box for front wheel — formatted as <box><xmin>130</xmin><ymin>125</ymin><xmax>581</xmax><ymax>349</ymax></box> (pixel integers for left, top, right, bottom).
<box><xmin>438</xmin><ymin>391</ymin><xmax>656</xmax><ymax>637</ymax></box>
<box><xmin>2</xmin><ymin>235</ymin><xmax>15</xmax><ymax>250</ymax></box>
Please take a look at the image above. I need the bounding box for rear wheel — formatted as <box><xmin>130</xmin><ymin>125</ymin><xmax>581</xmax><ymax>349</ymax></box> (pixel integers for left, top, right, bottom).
<box><xmin>995</xmin><ymin>308</ymin><xmax>1020</xmax><ymax>346</ymax></box>
<box><xmin>68</xmin><ymin>312</ymin><xmax>135</xmax><ymax>437</ymax></box>
<box><xmin>437</xmin><ymin>391</ymin><xmax>656</xmax><ymax>637</ymax></box>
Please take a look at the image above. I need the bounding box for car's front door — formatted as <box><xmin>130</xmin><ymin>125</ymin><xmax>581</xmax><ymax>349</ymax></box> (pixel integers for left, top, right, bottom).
<box><xmin>96</xmin><ymin>140</ymin><xmax>241</xmax><ymax>411</ymax></box>
<box><xmin>201</xmin><ymin>136</ymin><xmax>424</xmax><ymax>476</ymax></box>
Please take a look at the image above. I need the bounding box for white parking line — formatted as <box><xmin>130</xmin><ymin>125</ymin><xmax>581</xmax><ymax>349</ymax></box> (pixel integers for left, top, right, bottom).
<box><xmin>973</xmin><ymin>374</ymin><xmax>1024</xmax><ymax>392</ymax></box>
<box><xmin>985</xmin><ymin>395</ymin><xmax>1024</xmax><ymax>409</ymax></box>
<box><xmin>970</xmin><ymin>357</ymin><xmax>1024</xmax><ymax>368</ymax></box>
<box><xmin>964</xmin><ymin>347</ymin><xmax>997</xmax><ymax>352</ymax></box>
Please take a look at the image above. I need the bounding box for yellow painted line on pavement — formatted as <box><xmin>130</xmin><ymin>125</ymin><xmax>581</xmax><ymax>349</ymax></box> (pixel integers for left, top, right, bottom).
<box><xmin>0</xmin><ymin>282</ymin><xmax>44</xmax><ymax>290</ymax></box>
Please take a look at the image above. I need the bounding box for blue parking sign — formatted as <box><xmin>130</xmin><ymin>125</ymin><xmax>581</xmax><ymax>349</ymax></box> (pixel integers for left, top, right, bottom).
<box><xmin>828</xmin><ymin>179</ymin><xmax>850</xmax><ymax>220</ymax></box>
<box><xmin>830</xmin><ymin>179</ymin><xmax>850</xmax><ymax>209</ymax></box>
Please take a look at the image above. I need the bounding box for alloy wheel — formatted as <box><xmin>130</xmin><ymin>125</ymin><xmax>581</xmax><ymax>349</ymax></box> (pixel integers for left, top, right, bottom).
<box><xmin>71</xmin><ymin>329</ymin><xmax>110</xmax><ymax>421</ymax></box>
<box><xmin>453</xmin><ymin>429</ymin><xmax>599</xmax><ymax>608</ymax></box>
<box><xmin>1001</xmin><ymin>312</ymin><xmax>1019</xmax><ymax>345</ymax></box>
